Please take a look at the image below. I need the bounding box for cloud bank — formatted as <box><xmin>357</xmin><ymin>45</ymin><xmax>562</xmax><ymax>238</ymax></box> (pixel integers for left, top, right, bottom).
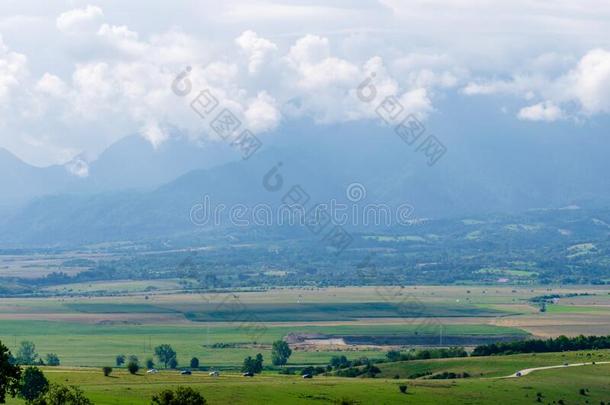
<box><xmin>0</xmin><ymin>1</ymin><xmax>609</xmax><ymax>166</ymax></box>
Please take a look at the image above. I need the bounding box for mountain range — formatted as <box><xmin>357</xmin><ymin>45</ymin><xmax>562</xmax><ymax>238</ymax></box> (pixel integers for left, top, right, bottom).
<box><xmin>2</xmin><ymin>97</ymin><xmax>610</xmax><ymax>247</ymax></box>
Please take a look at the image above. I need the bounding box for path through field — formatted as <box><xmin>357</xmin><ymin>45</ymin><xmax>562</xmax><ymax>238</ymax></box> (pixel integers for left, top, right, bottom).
<box><xmin>508</xmin><ymin>361</ymin><xmax>610</xmax><ymax>378</ymax></box>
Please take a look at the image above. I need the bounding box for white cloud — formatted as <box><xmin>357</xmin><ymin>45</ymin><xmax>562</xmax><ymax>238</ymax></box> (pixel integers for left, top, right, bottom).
<box><xmin>244</xmin><ymin>91</ymin><xmax>280</xmax><ymax>132</ymax></box>
<box><xmin>141</xmin><ymin>120</ymin><xmax>168</xmax><ymax>148</ymax></box>
<box><xmin>56</xmin><ymin>5</ymin><xmax>104</xmax><ymax>34</ymax></box>
<box><xmin>287</xmin><ymin>35</ymin><xmax>330</xmax><ymax>66</ymax></box>
<box><xmin>35</xmin><ymin>73</ymin><xmax>67</xmax><ymax>97</ymax></box>
<box><xmin>0</xmin><ymin>36</ymin><xmax>27</xmax><ymax>104</ymax></box>
<box><xmin>461</xmin><ymin>76</ymin><xmax>541</xmax><ymax>97</ymax></box>
<box><xmin>1</xmin><ymin>1</ymin><xmax>609</xmax><ymax>165</ymax></box>
<box><xmin>518</xmin><ymin>101</ymin><xmax>564</xmax><ymax>122</ymax></box>
<box><xmin>566</xmin><ymin>49</ymin><xmax>610</xmax><ymax>115</ymax></box>
<box><xmin>463</xmin><ymin>49</ymin><xmax>610</xmax><ymax>120</ymax></box>
<box><xmin>64</xmin><ymin>155</ymin><xmax>90</xmax><ymax>177</ymax></box>
<box><xmin>97</xmin><ymin>24</ymin><xmax>148</xmax><ymax>57</ymax></box>
<box><xmin>235</xmin><ymin>30</ymin><xmax>277</xmax><ymax>74</ymax></box>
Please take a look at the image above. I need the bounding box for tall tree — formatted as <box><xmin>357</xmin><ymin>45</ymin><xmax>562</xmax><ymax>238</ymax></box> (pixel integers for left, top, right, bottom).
<box><xmin>19</xmin><ymin>367</ymin><xmax>48</xmax><ymax>402</ymax></box>
<box><xmin>0</xmin><ymin>341</ymin><xmax>21</xmax><ymax>404</ymax></box>
<box><xmin>254</xmin><ymin>354</ymin><xmax>264</xmax><ymax>373</ymax></box>
<box><xmin>16</xmin><ymin>342</ymin><xmax>37</xmax><ymax>365</ymax></box>
<box><xmin>271</xmin><ymin>341</ymin><xmax>292</xmax><ymax>366</ymax></box>
<box><xmin>190</xmin><ymin>357</ymin><xmax>199</xmax><ymax>369</ymax></box>
<box><xmin>241</xmin><ymin>356</ymin><xmax>256</xmax><ymax>374</ymax></box>
<box><xmin>154</xmin><ymin>345</ymin><xmax>177</xmax><ymax>369</ymax></box>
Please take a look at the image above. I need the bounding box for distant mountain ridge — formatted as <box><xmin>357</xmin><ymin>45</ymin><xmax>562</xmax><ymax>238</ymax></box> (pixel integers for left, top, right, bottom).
<box><xmin>0</xmin><ymin>133</ymin><xmax>238</xmax><ymax>210</ymax></box>
<box><xmin>0</xmin><ymin>147</ymin><xmax>73</xmax><ymax>209</ymax></box>
<box><xmin>3</xmin><ymin>96</ymin><xmax>610</xmax><ymax>247</ymax></box>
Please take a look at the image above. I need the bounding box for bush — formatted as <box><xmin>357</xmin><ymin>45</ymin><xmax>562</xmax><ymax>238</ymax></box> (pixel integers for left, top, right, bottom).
<box><xmin>190</xmin><ymin>357</ymin><xmax>199</xmax><ymax>369</ymax></box>
<box><xmin>45</xmin><ymin>354</ymin><xmax>60</xmax><ymax>367</ymax></box>
<box><xmin>20</xmin><ymin>366</ymin><xmax>48</xmax><ymax>402</ymax></box>
<box><xmin>31</xmin><ymin>383</ymin><xmax>93</xmax><ymax>405</ymax></box>
<box><xmin>399</xmin><ymin>385</ymin><xmax>408</xmax><ymax>394</ymax></box>
<box><xmin>146</xmin><ymin>359</ymin><xmax>155</xmax><ymax>369</ymax></box>
<box><xmin>151</xmin><ymin>386</ymin><xmax>207</xmax><ymax>405</ymax></box>
<box><xmin>386</xmin><ymin>350</ymin><xmax>401</xmax><ymax>362</ymax></box>
<box><xmin>115</xmin><ymin>355</ymin><xmax>126</xmax><ymax>367</ymax></box>
<box><xmin>103</xmin><ymin>367</ymin><xmax>112</xmax><ymax>377</ymax></box>
<box><xmin>241</xmin><ymin>354</ymin><xmax>263</xmax><ymax>374</ymax></box>
<box><xmin>0</xmin><ymin>341</ymin><xmax>21</xmax><ymax>404</ymax></box>
<box><xmin>333</xmin><ymin>398</ymin><xmax>358</xmax><ymax>405</ymax></box>
<box><xmin>426</xmin><ymin>371</ymin><xmax>471</xmax><ymax>380</ymax></box>
<box><xmin>127</xmin><ymin>361</ymin><xmax>140</xmax><ymax>375</ymax></box>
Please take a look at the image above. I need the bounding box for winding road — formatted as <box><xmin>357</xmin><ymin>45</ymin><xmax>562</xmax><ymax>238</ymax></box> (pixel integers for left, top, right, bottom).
<box><xmin>507</xmin><ymin>361</ymin><xmax>610</xmax><ymax>378</ymax></box>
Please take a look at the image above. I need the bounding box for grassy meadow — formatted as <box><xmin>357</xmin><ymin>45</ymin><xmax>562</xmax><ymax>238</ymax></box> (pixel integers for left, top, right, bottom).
<box><xmin>4</xmin><ymin>358</ymin><xmax>610</xmax><ymax>404</ymax></box>
<box><xmin>3</xmin><ymin>285</ymin><xmax>610</xmax><ymax>403</ymax></box>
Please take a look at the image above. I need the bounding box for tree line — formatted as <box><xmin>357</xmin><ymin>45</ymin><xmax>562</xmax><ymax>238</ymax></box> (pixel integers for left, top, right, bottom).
<box><xmin>472</xmin><ymin>335</ymin><xmax>610</xmax><ymax>356</ymax></box>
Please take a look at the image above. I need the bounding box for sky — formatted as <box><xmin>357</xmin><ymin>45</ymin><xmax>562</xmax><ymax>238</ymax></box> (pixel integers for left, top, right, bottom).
<box><xmin>0</xmin><ymin>0</ymin><xmax>609</xmax><ymax>167</ymax></box>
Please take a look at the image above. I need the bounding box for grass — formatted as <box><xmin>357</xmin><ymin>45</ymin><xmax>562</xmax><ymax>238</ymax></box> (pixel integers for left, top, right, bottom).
<box><xmin>64</xmin><ymin>303</ymin><xmax>179</xmax><ymax>314</ymax></box>
<box><xmin>183</xmin><ymin>302</ymin><xmax>507</xmax><ymax>322</ymax></box>
<box><xmin>544</xmin><ymin>304</ymin><xmax>606</xmax><ymax>314</ymax></box>
<box><xmin>4</xmin><ymin>287</ymin><xmax>610</xmax><ymax>403</ymax></box>
<box><xmin>0</xmin><ymin>320</ymin><xmax>526</xmax><ymax>367</ymax></box>
<box><xmin>41</xmin><ymin>279</ymin><xmax>184</xmax><ymax>294</ymax></box>
<box><xmin>375</xmin><ymin>349</ymin><xmax>610</xmax><ymax>378</ymax></box>
<box><xmin>6</xmin><ymin>360</ymin><xmax>610</xmax><ymax>404</ymax></box>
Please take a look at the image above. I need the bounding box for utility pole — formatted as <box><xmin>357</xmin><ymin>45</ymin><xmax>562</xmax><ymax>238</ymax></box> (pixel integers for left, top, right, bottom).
<box><xmin>439</xmin><ymin>324</ymin><xmax>443</xmax><ymax>346</ymax></box>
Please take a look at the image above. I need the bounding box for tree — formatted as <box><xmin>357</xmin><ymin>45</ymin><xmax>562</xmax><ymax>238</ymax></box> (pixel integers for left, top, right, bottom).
<box><xmin>20</xmin><ymin>367</ymin><xmax>48</xmax><ymax>402</ymax></box>
<box><xmin>190</xmin><ymin>358</ymin><xmax>199</xmax><ymax>369</ymax></box>
<box><xmin>16</xmin><ymin>342</ymin><xmax>38</xmax><ymax>365</ymax></box>
<box><xmin>154</xmin><ymin>345</ymin><xmax>177</xmax><ymax>369</ymax></box>
<box><xmin>330</xmin><ymin>355</ymin><xmax>350</xmax><ymax>369</ymax></box>
<box><xmin>151</xmin><ymin>386</ymin><xmax>207</xmax><ymax>405</ymax></box>
<box><xmin>115</xmin><ymin>355</ymin><xmax>126</xmax><ymax>367</ymax></box>
<box><xmin>146</xmin><ymin>359</ymin><xmax>155</xmax><ymax>370</ymax></box>
<box><xmin>168</xmin><ymin>357</ymin><xmax>178</xmax><ymax>369</ymax></box>
<box><xmin>102</xmin><ymin>367</ymin><xmax>112</xmax><ymax>377</ymax></box>
<box><xmin>45</xmin><ymin>354</ymin><xmax>60</xmax><ymax>367</ymax></box>
<box><xmin>127</xmin><ymin>360</ymin><xmax>139</xmax><ymax>375</ymax></box>
<box><xmin>271</xmin><ymin>341</ymin><xmax>292</xmax><ymax>366</ymax></box>
<box><xmin>242</xmin><ymin>354</ymin><xmax>263</xmax><ymax>374</ymax></box>
<box><xmin>0</xmin><ymin>341</ymin><xmax>21</xmax><ymax>404</ymax></box>
<box><xmin>255</xmin><ymin>354</ymin><xmax>263</xmax><ymax>373</ymax></box>
<box><xmin>32</xmin><ymin>384</ymin><xmax>93</xmax><ymax>405</ymax></box>
<box><xmin>399</xmin><ymin>385</ymin><xmax>408</xmax><ymax>394</ymax></box>
<box><xmin>241</xmin><ymin>357</ymin><xmax>256</xmax><ymax>374</ymax></box>
<box><xmin>386</xmin><ymin>350</ymin><xmax>401</xmax><ymax>362</ymax></box>
<box><xmin>128</xmin><ymin>355</ymin><xmax>139</xmax><ymax>364</ymax></box>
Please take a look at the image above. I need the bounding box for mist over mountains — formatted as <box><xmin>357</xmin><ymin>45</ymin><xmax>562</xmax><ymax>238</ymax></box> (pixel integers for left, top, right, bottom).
<box><xmin>2</xmin><ymin>97</ymin><xmax>610</xmax><ymax>247</ymax></box>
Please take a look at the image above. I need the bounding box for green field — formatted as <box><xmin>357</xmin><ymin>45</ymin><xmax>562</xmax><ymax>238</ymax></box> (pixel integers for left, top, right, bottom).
<box><xmin>375</xmin><ymin>350</ymin><xmax>610</xmax><ymax>378</ymax></box>
<box><xmin>4</xmin><ymin>286</ymin><xmax>610</xmax><ymax>404</ymax></box>
<box><xmin>544</xmin><ymin>304</ymin><xmax>607</xmax><ymax>314</ymax></box>
<box><xmin>0</xmin><ymin>320</ymin><xmax>526</xmax><ymax>367</ymax></box>
<box><xmin>5</xmin><ymin>358</ymin><xmax>610</xmax><ymax>404</ymax></box>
